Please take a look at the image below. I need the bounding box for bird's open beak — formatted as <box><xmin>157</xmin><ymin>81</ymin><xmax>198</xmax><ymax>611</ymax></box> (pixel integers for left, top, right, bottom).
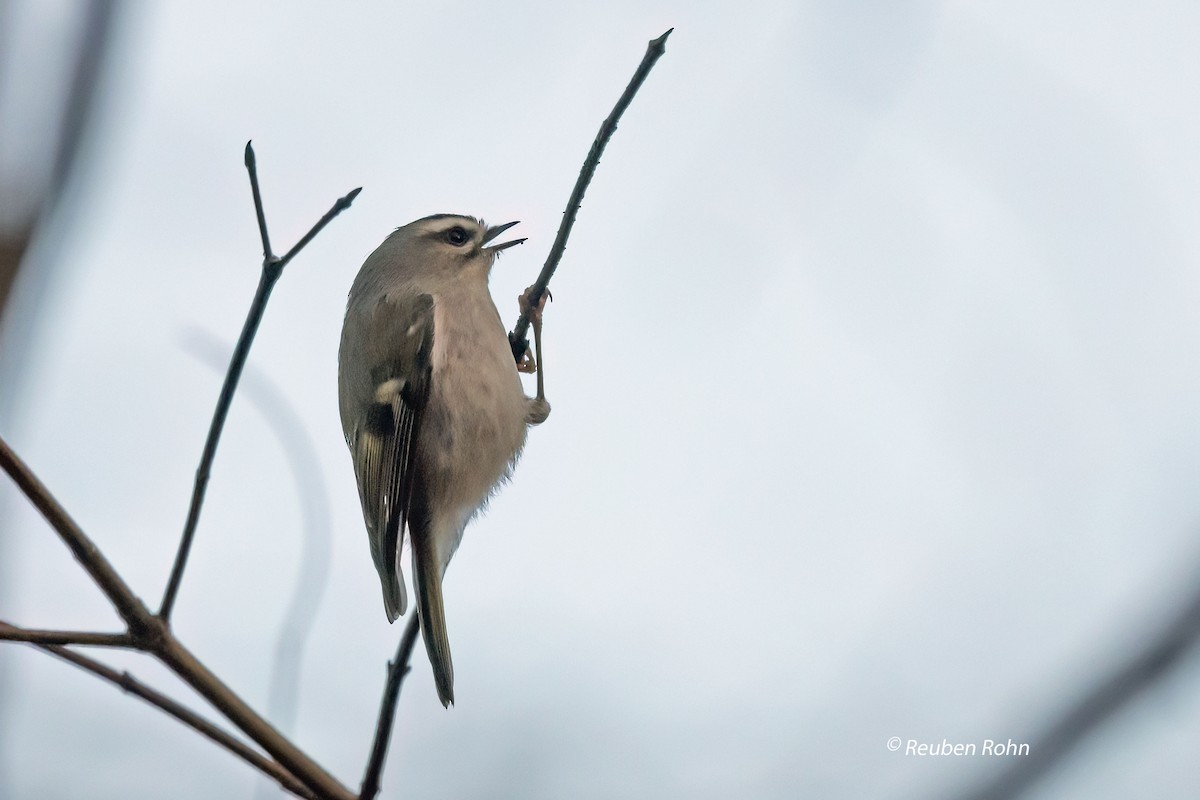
<box><xmin>483</xmin><ymin>220</ymin><xmax>526</xmax><ymax>253</ymax></box>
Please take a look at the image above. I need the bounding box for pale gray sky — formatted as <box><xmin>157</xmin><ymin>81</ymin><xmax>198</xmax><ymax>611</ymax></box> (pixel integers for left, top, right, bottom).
<box><xmin>4</xmin><ymin>2</ymin><xmax>1200</xmax><ymax>798</ymax></box>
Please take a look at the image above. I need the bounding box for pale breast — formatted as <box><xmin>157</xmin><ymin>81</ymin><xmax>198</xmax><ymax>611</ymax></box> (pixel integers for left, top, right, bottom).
<box><xmin>422</xmin><ymin>287</ymin><xmax>529</xmax><ymax>507</ymax></box>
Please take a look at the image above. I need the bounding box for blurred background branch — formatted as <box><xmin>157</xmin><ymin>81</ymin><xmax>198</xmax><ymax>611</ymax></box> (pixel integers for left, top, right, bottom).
<box><xmin>181</xmin><ymin>330</ymin><xmax>334</xmax><ymax>767</ymax></box>
<box><xmin>949</xmin><ymin>564</ymin><xmax>1200</xmax><ymax>800</ymax></box>
<box><xmin>0</xmin><ymin>0</ymin><xmax>119</xmax><ymax>402</ymax></box>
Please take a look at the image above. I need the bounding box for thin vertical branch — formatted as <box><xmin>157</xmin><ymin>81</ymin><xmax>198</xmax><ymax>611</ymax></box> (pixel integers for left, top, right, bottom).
<box><xmin>508</xmin><ymin>27</ymin><xmax>673</xmax><ymax>361</ymax></box>
<box><xmin>161</xmin><ymin>265</ymin><xmax>277</xmax><ymax>621</ymax></box>
<box><xmin>246</xmin><ymin>141</ymin><xmax>274</xmax><ymax>260</ymax></box>
<box><xmin>360</xmin><ymin>615</ymin><xmax>422</xmax><ymax>800</ymax></box>
<box><xmin>159</xmin><ymin>142</ymin><xmax>360</xmax><ymax>622</ymax></box>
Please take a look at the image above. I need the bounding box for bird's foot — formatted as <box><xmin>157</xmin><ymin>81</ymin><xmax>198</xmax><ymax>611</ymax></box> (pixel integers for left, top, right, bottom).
<box><xmin>516</xmin><ymin>348</ymin><xmax>538</xmax><ymax>374</ymax></box>
<box><xmin>516</xmin><ymin>286</ymin><xmax>550</xmax><ymax>375</ymax></box>
<box><xmin>518</xmin><ymin>286</ymin><xmax>551</xmax><ymax>324</ymax></box>
<box><xmin>518</xmin><ymin>285</ymin><xmax>551</xmax><ymax>416</ymax></box>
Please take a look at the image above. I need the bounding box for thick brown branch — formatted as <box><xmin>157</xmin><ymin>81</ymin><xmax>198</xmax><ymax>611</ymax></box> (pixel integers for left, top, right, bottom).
<box><xmin>508</xmin><ymin>27</ymin><xmax>673</xmax><ymax>361</ymax></box>
<box><xmin>157</xmin><ymin>636</ymin><xmax>354</xmax><ymax>800</ymax></box>
<box><xmin>0</xmin><ymin>626</ymin><xmax>316</xmax><ymax>800</ymax></box>
<box><xmin>360</xmin><ymin>614</ymin><xmax>422</xmax><ymax>800</ymax></box>
<box><xmin>0</xmin><ymin>437</ymin><xmax>352</xmax><ymax>799</ymax></box>
<box><xmin>0</xmin><ymin>434</ymin><xmax>155</xmax><ymax>633</ymax></box>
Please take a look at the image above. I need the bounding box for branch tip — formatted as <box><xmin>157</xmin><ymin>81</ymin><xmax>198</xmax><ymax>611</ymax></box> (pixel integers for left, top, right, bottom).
<box><xmin>506</xmin><ymin>27</ymin><xmax>671</xmax><ymax>355</ymax></box>
<box><xmin>244</xmin><ymin>140</ymin><xmax>255</xmax><ymax>167</ymax></box>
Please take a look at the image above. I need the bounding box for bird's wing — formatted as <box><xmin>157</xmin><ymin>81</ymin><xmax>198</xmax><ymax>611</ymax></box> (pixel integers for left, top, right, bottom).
<box><xmin>348</xmin><ymin>292</ymin><xmax>435</xmax><ymax>622</ymax></box>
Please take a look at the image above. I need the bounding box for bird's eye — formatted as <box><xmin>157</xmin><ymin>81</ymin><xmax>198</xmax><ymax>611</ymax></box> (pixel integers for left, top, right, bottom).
<box><xmin>445</xmin><ymin>226</ymin><xmax>470</xmax><ymax>246</ymax></box>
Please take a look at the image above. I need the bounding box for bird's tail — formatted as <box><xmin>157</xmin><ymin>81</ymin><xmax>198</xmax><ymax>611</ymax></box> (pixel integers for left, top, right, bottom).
<box><xmin>413</xmin><ymin>538</ymin><xmax>455</xmax><ymax>707</ymax></box>
<box><xmin>381</xmin><ymin>569</ymin><xmax>405</xmax><ymax>624</ymax></box>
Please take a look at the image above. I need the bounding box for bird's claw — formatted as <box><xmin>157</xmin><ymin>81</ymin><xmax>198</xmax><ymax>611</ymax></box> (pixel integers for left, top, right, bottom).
<box><xmin>518</xmin><ymin>286</ymin><xmax>551</xmax><ymax>324</ymax></box>
<box><xmin>516</xmin><ymin>348</ymin><xmax>537</xmax><ymax>374</ymax></box>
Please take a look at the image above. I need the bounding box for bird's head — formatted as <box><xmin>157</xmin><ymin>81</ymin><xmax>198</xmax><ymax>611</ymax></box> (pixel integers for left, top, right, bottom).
<box><xmin>353</xmin><ymin>214</ymin><xmax>526</xmax><ymax>299</ymax></box>
<box><xmin>402</xmin><ymin>214</ymin><xmax>525</xmax><ymax>276</ymax></box>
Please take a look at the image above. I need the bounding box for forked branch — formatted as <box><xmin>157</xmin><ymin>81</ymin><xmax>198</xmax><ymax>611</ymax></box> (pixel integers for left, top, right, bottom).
<box><xmin>0</xmin><ymin>622</ymin><xmax>316</xmax><ymax>800</ymax></box>
<box><xmin>159</xmin><ymin>142</ymin><xmax>360</xmax><ymax>623</ymax></box>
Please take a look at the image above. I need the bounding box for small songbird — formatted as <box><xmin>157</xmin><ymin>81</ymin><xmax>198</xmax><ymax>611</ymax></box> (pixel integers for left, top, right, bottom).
<box><xmin>338</xmin><ymin>214</ymin><xmax>550</xmax><ymax>707</ymax></box>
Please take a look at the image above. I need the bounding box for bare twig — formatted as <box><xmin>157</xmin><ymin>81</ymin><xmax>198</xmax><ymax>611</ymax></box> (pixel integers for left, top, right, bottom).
<box><xmin>359</xmin><ymin>615</ymin><xmax>422</xmax><ymax>800</ymax></box>
<box><xmin>0</xmin><ymin>623</ymin><xmax>316</xmax><ymax>800</ymax></box>
<box><xmin>159</xmin><ymin>142</ymin><xmax>361</xmax><ymax>622</ymax></box>
<box><xmin>0</xmin><ymin>624</ymin><xmax>133</xmax><ymax>648</ymax></box>
<box><xmin>508</xmin><ymin>28</ymin><xmax>672</xmax><ymax>361</ymax></box>
<box><xmin>246</xmin><ymin>142</ymin><xmax>274</xmax><ymax>260</ymax></box>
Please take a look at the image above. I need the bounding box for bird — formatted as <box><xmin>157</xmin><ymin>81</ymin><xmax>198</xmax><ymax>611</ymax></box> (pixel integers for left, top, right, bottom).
<box><xmin>338</xmin><ymin>214</ymin><xmax>550</xmax><ymax>707</ymax></box>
